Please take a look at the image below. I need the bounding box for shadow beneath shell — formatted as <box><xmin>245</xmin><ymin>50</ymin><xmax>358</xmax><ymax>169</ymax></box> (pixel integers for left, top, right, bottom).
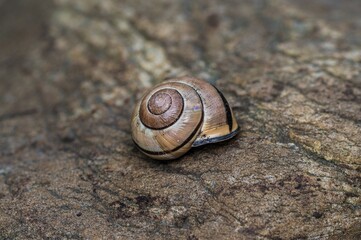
<box><xmin>139</xmin><ymin>132</ymin><xmax>241</xmax><ymax>165</ymax></box>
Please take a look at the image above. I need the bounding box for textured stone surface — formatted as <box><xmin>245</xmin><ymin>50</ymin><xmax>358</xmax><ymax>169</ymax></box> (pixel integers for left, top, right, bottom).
<box><xmin>0</xmin><ymin>0</ymin><xmax>360</xmax><ymax>239</ymax></box>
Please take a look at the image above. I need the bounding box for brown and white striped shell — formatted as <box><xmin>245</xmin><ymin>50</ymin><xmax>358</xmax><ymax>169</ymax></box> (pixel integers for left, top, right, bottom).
<box><xmin>131</xmin><ymin>76</ymin><xmax>239</xmax><ymax>160</ymax></box>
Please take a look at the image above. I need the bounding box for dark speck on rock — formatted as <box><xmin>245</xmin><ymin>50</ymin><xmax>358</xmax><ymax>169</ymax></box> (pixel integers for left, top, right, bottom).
<box><xmin>312</xmin><ymin>212</ymin><xmax>323</xmax><ymax>219</ymax></box>
<box><xmin>58</xmin><ymin>128</ymin><xmax>76</xmax><ymax>143</ymax></box>
<box><xmin>135</xmin><ymin>195</ymin><xmax>153</xmax><ymax>209</ymax></box>
<box><xmin>206</xmin><ymin>13</ymin><xmax>220</xmax><ymax>28</ymax></box>
<box><xmin>187</xmin><ymin>234</ymin><xmax>199</xmax><ymax>240</ymax></box>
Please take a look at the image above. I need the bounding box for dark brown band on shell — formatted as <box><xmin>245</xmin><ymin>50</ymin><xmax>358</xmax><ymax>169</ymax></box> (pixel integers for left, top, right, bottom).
<box><xmin>133</xmin><ymin>114</ymin><xmax>203</xmax><ymax>156</ymax></box>
<box><xmin>139</xmin><ymin>89</ymin><xmax>184</xmax><ymax>129</ymax></box>
<box><xmin>213</xmin><ymin>85</ymin><xmax>233</xmax><ymax>132</ymax></box>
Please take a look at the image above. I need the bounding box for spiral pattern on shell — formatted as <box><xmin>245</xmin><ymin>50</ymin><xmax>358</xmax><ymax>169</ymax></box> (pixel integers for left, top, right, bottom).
<box><xmin>131</xmin><ymin>76</ymin><xmax>239</xmax><ymax>160</ymax></box>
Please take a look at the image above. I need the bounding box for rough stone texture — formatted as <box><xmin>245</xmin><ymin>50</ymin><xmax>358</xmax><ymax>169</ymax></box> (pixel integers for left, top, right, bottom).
<box><xmin>0</xmin><ymin>0</ymin><xmax>360</xmax><ymax>239</ymax></box>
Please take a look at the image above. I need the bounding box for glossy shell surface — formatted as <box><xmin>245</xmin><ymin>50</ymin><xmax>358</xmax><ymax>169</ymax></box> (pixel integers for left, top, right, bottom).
<box><xmin>131</xmin><ymin>76</ymin><xmax>239</xmax><ymax>160</ymax></box>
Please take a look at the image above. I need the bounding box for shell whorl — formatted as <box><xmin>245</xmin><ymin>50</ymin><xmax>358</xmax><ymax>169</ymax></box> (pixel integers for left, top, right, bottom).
<box><xmin>131</xmin><ymin>76</ymin><xmax>239</xmax><ymax>160</ymax></box>
<box><xmin>132</xmin><ymin>81</ymin><xmax>203</xmax><ymax>160</ymax></box>
<box><xmin>139</xmin><ymin>89</ymin><xmax>183</xmax><ymax>129</ymax></box>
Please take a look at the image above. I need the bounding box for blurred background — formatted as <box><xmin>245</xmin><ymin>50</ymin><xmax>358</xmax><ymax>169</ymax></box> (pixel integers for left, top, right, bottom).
<box><xmin>0</xmin><ymin>0</ymin><xmax>360</xmax><ymax>239</ymax></box>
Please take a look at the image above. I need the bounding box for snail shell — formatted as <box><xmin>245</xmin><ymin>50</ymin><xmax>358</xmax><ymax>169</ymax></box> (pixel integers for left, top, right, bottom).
<box><xmin>131</xmin><ymin>76</ymin><xmax>239</xmax><ymax>160</ymax></box>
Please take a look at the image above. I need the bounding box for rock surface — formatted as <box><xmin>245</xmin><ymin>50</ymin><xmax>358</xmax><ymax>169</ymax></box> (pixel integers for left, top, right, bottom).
<box><xmin>0</xmin><ymin>0</ymin><xmax>360</xmax><ymax>239</ymax></box>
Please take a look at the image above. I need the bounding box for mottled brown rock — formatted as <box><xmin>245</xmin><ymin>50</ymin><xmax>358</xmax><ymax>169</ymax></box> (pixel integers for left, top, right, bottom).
<box><xmin>0</xmin><ymin>0</ymin><xmax>360</xmax><ymax>239</ymax></box>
